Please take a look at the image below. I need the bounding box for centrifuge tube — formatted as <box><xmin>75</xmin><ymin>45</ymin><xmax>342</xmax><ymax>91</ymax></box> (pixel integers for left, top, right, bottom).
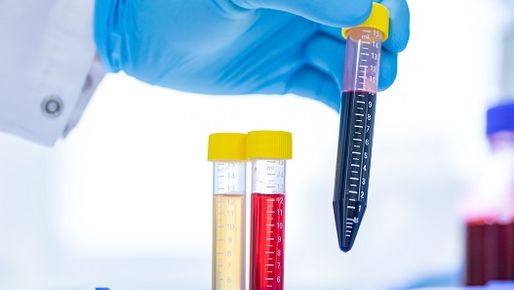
<box><xmin>208</xmin><ymin>133</ymin><xmax>247</xmax><ymax>290</ymax></box>
<box><xmin>247</xmin><ymin>131</ymin><xmax>292</xmax><ymax>290</ymax></box>
<box><xmin>464</xmin><ymin>102</ymin><xmax>514</xmax><ymax>285</ymax></box>
<box><xmin>334</xmin><ymin>3</ymin><xmax>390</xmax><ymax>252</ymax></box>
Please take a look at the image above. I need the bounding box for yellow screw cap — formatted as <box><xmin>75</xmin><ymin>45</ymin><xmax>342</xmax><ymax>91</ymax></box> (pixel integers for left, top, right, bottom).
<box><xmin>342</xmin><ymin>2</ymin><xmax>390</xmax><ymax>41</ymax></box>
<box><xmin>208</xmin><ymin>133</ymin><xmax>246</xmax><ymax>161</ymax></box>
<box><xmin>246</xmin><ymin>131</ymin><xmax>292</xmax><ymax>160</ymax></box>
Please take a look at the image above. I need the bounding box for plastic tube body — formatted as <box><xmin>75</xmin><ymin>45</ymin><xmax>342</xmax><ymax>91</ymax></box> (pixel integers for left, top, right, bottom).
<box><xmin>334</xmin><ymin>27</ymin><xmax>383</xmax><ymax>252</ymax></box>
<box><xmin>212</xmin><ymin>161</ymin><xmax>246</xmax><ymax>290</ymax></box>
<box><xmin>342</xmin><ymin>28</ymin><xmax>382</xmax><ymax>93</ymax></box>
<box><xmin>250</xmin><ymin>159</ymin><xmax>286</xmax><ymax>290</ymax></box>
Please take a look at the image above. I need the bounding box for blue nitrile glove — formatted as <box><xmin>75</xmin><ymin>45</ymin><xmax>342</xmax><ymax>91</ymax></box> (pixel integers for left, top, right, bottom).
<box><xmin>95</xmin><ymin>0</ymin><xmax>409</xmax><ymax>110</ymax></box>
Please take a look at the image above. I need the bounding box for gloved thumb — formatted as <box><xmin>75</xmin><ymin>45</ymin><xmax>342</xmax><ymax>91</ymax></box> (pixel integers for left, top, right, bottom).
<box><xmin>232</xmin><ymin>0</ymin><xmax>373</xmax><ymax>27</ymax></box>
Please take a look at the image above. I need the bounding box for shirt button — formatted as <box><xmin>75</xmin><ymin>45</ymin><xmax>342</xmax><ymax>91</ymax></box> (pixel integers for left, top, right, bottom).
<box><xmin>41</xmin><ymin>96</ymin><xmax>64</xmax><ymax>118</ymax></box>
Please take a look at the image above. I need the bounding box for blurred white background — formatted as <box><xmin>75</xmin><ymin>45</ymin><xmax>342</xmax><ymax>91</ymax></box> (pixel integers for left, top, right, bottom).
<box><xmin>0</xmin><ymin>0</ymin><xmax>513</xmax><ymax>289</ymax></box>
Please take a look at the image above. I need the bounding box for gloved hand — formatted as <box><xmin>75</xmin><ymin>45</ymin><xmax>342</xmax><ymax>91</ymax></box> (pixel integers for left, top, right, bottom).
<box><xmin>95</xmin><ymin>0</ymin><xmax>409</xmax><ymax>110</ymax></box>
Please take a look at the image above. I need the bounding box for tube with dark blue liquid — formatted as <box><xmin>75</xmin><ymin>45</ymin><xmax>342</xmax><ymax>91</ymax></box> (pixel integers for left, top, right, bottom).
<box><xmin>334</xmin><ymin>3</ymin><xmax>389</xmax><ymax>252</ymax></box>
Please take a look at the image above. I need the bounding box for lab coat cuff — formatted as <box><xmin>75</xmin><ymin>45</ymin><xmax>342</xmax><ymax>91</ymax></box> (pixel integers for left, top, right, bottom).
<box><xmin>24</xmin><ymin>0</ymin><xmax>97</xmax><ymax>146</ymax></box>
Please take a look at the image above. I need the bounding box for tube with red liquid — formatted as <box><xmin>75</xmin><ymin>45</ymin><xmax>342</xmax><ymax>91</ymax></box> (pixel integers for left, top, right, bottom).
<box><xmin>334</xmin><ymin>3</ymin><xmax>390</xmax><ymax>252</ymax></box>
<box><xmin>247</xmin><ymin>131</ymin><xmax>292</xmax><ymax>290</ymax></box>
<box><xmin>464</xmin><ymin>102</ymin><xmax>514</xmax><ymax>285</ymax></box>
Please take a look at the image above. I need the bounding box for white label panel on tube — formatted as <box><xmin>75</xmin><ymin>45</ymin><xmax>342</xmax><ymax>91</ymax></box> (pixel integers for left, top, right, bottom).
<box><xmin>214</xmin><ymin>162</ymin><xmax>246</xmax><ymax>194</ymax></box>
<box><xmin>252</xmin><ymin>160</ymin><xmax>286</xmax><ymax>194</ymax></box>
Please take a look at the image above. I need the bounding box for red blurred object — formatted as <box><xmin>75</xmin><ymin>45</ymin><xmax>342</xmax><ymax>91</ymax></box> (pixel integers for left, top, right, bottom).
<box><xmin>465</xmin><ymin>219</ymin><xmax>514</xmax><ymax>285</ymax></box>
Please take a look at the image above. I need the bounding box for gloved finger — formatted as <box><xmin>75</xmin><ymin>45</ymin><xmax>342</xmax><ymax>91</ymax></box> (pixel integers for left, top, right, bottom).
<box><xmin>378</xmin><ymin>0</ymin><xmax>410</xmax><ymax>53</ymax></box>
<box><xmin>286</xmin><ymin>65</ymin><xmax>341</xmax><ymax>111</ymax></box>
<box><xmin>304</xmin><ymin>33</ymin><xmax>345</xmax><ymax>88</ymax></box>
<box><xmin>232</xmin><ymin>0</ymin><xmax>373</xmax><ymax>27</ymax></box>
<box><xmin>378</xmin><ymin>49</ymin><xmax>397</xmax><ymax>91</ymax></box>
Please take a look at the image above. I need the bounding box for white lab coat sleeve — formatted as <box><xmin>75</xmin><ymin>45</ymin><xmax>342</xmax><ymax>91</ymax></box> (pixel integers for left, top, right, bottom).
<box><xmin>0</xmin><ymin>0</ymin><xmax>102</xmax><ymax>146</ymax></box>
